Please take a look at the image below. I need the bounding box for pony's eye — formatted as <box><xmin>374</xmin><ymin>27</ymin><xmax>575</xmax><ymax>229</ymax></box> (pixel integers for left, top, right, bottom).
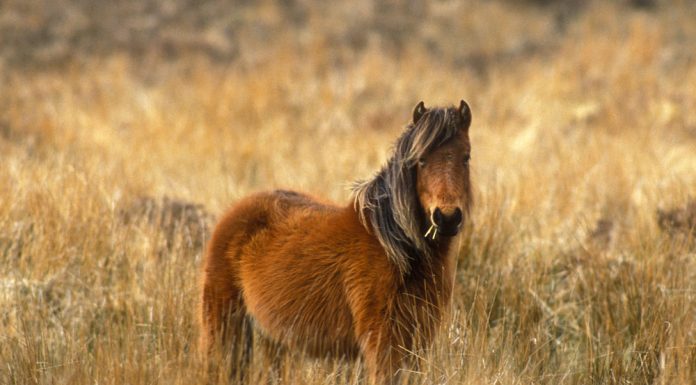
<box><xmin>463</xmin><ymin>154</ymin><xmax>471</xmax><ymax>165</ymax></box>
<box><xmin>417</xmin><ymin>158</ymin><xmax>426</xmax><ymax>167</ymax></box>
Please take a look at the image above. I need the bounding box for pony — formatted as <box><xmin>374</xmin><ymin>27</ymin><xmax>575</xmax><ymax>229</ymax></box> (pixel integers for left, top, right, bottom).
<box><xmin>199</xmin><ymin>100</ymin><xmax>473</xmax><ymax>384</ymax></box>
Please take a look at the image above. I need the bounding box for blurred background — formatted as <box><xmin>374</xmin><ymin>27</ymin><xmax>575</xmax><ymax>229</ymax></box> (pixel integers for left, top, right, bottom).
<box><xmin>1</xmin><ymin>1</ymin><xmax>695</xmax><ymax>384</ymax></box>
<box><xmin>1</xmin><ymin>0</ymin><xmax>693</xmax><ymax>71</ymax></box>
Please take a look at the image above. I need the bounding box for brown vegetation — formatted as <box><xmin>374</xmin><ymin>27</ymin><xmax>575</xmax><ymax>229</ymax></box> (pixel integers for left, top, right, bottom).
<box><xmin>657</xmin><ymin>200</ymin><xmax>696</xmax><ymax>237</ymax></box>
<box><xmin>1</xmin><ymin>1</ymin><xmax>695</xmax><ymax>384</ymax></box>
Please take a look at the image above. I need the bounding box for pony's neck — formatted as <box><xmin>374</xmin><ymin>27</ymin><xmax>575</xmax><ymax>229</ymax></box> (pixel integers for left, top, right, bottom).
<box><xmin>403</xmin><ymin>232</ymin><xmax>460</xmax><ymax>317</ymax></box>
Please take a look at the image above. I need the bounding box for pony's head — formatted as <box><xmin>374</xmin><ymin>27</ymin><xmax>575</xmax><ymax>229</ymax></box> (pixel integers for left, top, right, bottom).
<box><xmin>411</xmin><ymin>101</ymin><xmax>472</xmax><ymax>239</ymax></box>
<box><xmin>353</xmin><ymin>100</ymin><xmax>473</xmax><ymax>275</ymax></box>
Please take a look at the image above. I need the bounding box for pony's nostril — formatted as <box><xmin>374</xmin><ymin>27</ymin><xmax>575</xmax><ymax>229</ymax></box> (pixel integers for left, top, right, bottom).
<box><xmin>432</xmin><ymin>207</ymin><xmax>444</xmax><ymax>227</ymax></box>
<box><xmin>452</xmin><ymin>207</ymin><xmax>463</xmax><ymax>226</ymax></box>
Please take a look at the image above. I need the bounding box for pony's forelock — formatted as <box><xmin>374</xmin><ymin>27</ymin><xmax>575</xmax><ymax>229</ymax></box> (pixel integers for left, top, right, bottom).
<box><xmin>352</xmin><ymin>106</ymin><xmax>462</xmax><ymax>275</ymax></box>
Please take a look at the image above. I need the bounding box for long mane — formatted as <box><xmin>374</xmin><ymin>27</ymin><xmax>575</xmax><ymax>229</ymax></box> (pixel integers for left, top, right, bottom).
<box><xmin>352</xmin><ymin>106</ymin><xmax>462</xmax><ymax>275</ymax></box>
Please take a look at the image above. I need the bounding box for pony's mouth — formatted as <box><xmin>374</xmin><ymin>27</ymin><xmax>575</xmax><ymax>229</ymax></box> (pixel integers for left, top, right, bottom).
<box><xmin>424</xmin><ymin>222</ymin><xmax>461</xmax><ymax>240</ymax></box>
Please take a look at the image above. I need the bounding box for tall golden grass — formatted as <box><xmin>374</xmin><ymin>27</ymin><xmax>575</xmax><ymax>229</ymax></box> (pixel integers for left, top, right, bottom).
<box><xmin>1</xmin><ymin>1</ymin><xmax>695</xmax><ymax>384</ymax></box>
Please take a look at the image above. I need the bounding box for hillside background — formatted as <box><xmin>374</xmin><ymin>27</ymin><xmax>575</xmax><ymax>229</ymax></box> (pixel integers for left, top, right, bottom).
<box><xmin>1</xmin><ymin>1</ymin><xmax>695</xmax><ymax>384</ymax></box>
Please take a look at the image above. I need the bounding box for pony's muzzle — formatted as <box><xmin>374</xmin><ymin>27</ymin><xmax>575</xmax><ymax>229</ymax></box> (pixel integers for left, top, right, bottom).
<box><xmin>432</xmin><ymin>207</ymin><xmax>463</xmax><ymax>236</ymax></box>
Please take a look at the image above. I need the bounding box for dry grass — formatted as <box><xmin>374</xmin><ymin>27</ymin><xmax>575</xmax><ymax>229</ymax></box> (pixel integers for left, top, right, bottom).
<box><xmin>1</xmin><ymin>1</ymin><xmax>695</xmax><ymax>384</ymax></box>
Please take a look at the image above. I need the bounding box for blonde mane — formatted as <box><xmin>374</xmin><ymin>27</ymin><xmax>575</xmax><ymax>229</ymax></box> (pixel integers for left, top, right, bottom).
<box><xmin>352</xmin><ymin>106</ymin><xmax>464</xmax><ymax>275</ymax></box>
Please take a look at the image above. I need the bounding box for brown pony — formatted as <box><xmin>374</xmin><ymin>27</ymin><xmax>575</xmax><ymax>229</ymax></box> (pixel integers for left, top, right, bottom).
<box><xmin>200</xmin><ymin>100</ymin><xmax>473</xmax><ymax>384</ymax></box>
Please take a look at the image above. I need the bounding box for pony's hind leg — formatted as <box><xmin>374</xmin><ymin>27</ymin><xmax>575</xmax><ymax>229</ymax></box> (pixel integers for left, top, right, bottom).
<box><xmin>228</xmin><ymin>313</ymin><xmax>253</xmax><ymax>383</ymax></box>
<box><xmin>258</xmin><ymin>336</ymin><xmax>288</xmax><ymax>384</ymax></box>
<box><xmin>200</xmin><ymin>276</ymin><xmax>253</xmax><ymax>382</ymax></box>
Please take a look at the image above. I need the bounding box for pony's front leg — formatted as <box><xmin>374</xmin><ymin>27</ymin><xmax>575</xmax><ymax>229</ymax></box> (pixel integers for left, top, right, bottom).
<box><xmin>360</xmin><ymin>330</ymin><xmax>407</xmax><ymax>385</ymax></box>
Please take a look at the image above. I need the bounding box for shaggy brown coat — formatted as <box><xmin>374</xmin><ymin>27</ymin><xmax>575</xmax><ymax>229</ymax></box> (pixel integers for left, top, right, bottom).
<box><xmin>200</xmin><ymin>101</ymin><xmax>473</xmax><ymax>384</ymax></box>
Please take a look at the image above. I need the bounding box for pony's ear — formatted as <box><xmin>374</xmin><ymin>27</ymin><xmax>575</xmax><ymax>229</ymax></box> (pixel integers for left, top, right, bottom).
<box><xmin>459</xmin><ymin>100</ymin><xmax>472</xmax><ymax>130</ymax></box>
<box><xmin>412</xmin><ymin>101</ymin><xmax>427</xmax><ymax>124</ymax></box>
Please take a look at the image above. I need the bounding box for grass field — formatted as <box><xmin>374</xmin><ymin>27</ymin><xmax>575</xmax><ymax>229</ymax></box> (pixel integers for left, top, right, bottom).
<box><xmin>1</xmin><ymin>1</ymin><xmax>695</xmax><ymax>384</ymax></box>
